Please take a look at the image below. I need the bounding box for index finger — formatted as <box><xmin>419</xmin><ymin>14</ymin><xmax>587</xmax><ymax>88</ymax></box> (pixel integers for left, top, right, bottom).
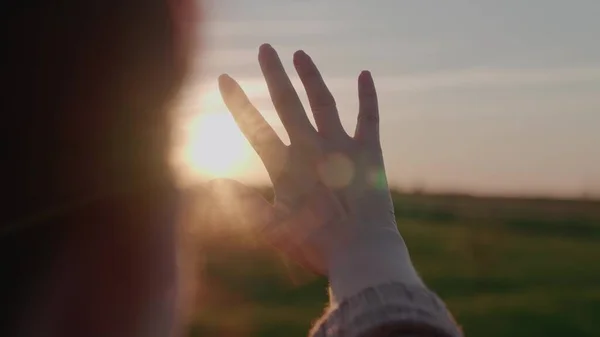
<box><xmin>219</xmin><ymin>74</ymin><xmax>287</xmax><ymax>176</ymax></box>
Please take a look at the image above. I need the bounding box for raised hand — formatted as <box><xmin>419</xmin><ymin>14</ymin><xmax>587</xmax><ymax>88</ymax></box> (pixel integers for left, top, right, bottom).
<box><xmin>212</xmin><ymin>44</ymin><xmax>420</xmax><ymax>298</ymax></box>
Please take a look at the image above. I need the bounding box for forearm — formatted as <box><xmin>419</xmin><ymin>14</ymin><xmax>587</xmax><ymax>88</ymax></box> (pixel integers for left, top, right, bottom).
<box><xmin>328</xmin><ymin>227</ymin><xmax>423</xmax><ymax>304</ymax></box>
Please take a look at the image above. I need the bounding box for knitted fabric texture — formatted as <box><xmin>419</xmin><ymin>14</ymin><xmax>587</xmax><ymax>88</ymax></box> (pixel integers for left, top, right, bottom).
<box><xmin>310</xmin><ymin>282</ymin><xmax>462</xmax><ymax>337</ymax></box>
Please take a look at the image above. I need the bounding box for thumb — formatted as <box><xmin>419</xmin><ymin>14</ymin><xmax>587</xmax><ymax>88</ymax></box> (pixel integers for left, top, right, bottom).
<box><xmin>203</xmin><ymin>179</ymin><xmax>275</xmax><ymax>236</ymax></box>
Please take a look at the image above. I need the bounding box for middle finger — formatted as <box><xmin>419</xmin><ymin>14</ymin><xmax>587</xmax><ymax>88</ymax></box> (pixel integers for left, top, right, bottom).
<box><xmin>258</xmin><ymin>44</ymin><xmax>316</xmax><ymax>142</ymax></box>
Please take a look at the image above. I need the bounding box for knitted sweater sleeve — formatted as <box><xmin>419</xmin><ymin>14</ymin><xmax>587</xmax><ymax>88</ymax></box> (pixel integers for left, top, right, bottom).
<box><xmin>309</xmin><ymin>282</ymin><xmax>462</xmax><ymax>337</ymax></box>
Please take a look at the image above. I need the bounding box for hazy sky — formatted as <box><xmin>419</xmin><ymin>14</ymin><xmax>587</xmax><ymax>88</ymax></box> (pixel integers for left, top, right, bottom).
<box><xmin>175</xmin><ymin>0</ymin><xmax>600</xmax><ymax>197</ymax></box>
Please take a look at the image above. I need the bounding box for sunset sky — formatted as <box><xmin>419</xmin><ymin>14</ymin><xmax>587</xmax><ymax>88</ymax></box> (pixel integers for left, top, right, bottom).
<box><xmin>173</xmin><ymin>0</ymin><xmax>600</xmax><ymax>198</ymax></box>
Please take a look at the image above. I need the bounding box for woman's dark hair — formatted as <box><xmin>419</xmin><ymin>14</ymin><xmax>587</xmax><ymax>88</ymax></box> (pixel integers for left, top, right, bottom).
<box><xmin>1</xmin><ymin>1</ymin><xmax>197</xmax><ymax>334</ymax></box>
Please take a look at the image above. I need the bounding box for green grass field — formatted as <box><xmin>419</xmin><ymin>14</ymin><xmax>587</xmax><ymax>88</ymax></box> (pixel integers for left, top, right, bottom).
<box><xmin>187</xmin><ymin>191</ymin><xmax>600</xmax><ymax>336</ymax></box>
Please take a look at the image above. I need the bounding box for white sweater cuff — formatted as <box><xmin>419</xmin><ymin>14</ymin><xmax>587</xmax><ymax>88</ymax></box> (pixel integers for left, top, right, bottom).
<box><xmin>311</xmin><ymin>282</ymin><xmax>463</xmax><ymax>337</ymax></box>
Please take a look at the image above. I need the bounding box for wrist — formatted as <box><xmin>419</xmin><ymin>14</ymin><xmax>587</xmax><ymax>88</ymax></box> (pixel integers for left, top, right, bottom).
<box><xmin>327</xmin><ymin>226</ymin><xmax>423</xmax><ymax>305</ymax></box>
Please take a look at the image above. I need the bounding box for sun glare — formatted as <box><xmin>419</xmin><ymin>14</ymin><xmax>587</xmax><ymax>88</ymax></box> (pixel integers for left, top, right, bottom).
<box><xmin>172</xmin><ymin>79</ymin><xmax>273</xmax><ymax>186</ymax></box>
<box><xmin>180</xmin><ymin>111</ymin><xmax>252</xmax><ymax>180</ymax></box>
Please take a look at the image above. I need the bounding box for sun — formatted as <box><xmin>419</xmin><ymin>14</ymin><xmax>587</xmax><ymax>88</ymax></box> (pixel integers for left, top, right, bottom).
<box><xmin>178</xmin><ymin>111</ymin><xmax>252</xmax><ymax>180</ymax></box>
<box><xmin>171</xmin><ymin>79</ymin><xmax>273</xmax><ymax>186</ymax></box>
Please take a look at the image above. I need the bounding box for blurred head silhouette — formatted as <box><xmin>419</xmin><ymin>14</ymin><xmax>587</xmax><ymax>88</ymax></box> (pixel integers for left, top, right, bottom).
<box><xmin>1</xmin><ymin>1</ymin><xmax>199</xmax><ymax>336</ymax></box>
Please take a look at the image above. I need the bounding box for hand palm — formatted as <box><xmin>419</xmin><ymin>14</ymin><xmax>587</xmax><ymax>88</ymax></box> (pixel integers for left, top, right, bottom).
<box><xmin>208</xmin><ymin>44</ymin><xmax>396</xmax><ymax>274</ymax></box>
